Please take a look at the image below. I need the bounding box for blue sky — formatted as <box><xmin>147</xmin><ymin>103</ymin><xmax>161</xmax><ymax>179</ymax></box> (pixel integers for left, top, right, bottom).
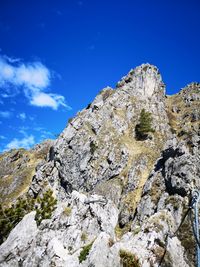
<box><xmin>0</xmin><ymin>0</ymin><xmax>199</xmax><ymax>151</ymax></box>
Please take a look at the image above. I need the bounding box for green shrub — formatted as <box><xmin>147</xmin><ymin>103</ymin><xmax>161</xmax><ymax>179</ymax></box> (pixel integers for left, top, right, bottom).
<box><xmin>136</xmin><ymin>109</ymin><xmax>155</xmax><ymax>140</ymax></box>
<box><xmin>68</xmin><ymin>117</ymin><xmax>73</xmax><ymax>124</ymax></box>
<box><xmin>0</xmin><ymin>197</ymin><xmax>35</xmax><ymax>244</ymax></box>
<box><xmin>177</xmin><ymin>130</ymin><xmax>188</xmax><ymax>137</ymax></box>
<box><xmin>119</xmin><ymin>249</ymin><xmax>140</xmax><ymax>267</ymax></box>
<box><xmin>35</xmin><ymin>189</ymin><xmax>57</xmax><ymax>225</ymax></box>
<box><xmin>0</xmin><ymin>189</ymin><xmax>57</xmax><ymax>244</ymax></box>
<box><xmin>170</xmin><ymin>127</ymin><xmax>176</xmax><ymax>134</ymax></box>
<box><xmin>79</xmin><ymin>242</ymin><xmax>93</xmax><ymax>263</ymax></box>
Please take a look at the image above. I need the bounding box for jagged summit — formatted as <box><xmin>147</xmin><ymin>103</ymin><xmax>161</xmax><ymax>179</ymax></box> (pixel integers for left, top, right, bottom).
<box><xmin>181</xmin><ymin>82</ymin><xmax>200</xmax><ymax>91</ymax></box>
<box><xmin>179</xmin><ymin>82</ymin><xmax>200</xmax><ymax>97</ymax></box>
<box><xmin>116</xmin><ymin>63</ymin><xmax>165</xmax><ymax>98</ymax></box>
<box><xmin>130</xmin><ymin>63</ymin><xmax>160</xmax><ymax>75</ymax></box>
<box><xmin>0</xmin><ymin>65</ymin><xmax>200</xmax><ymax>267</ymax></box>
<box><xmin>167</xmin><ymin>82</ymin><xmax>200</xmax><ymax>112</ymax></box>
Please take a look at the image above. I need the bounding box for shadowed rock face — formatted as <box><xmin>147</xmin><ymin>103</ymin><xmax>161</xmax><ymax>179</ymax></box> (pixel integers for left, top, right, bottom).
<box><xmin>0</xmin><ymin>64</ymin><xmax>199</xmax><ymax>267</ymax></box>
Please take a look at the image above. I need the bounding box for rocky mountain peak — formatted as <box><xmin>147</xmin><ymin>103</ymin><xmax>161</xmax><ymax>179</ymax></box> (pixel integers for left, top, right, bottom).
<box><xmin>179</xmin><ymin>82</ymin><xmax>200</xmax><ymax>103</ymax></box>
<box><xmin>116</xmin><ymin>63</ymin><xmax>165</xmax><ymax>99</ymax></box>
<box><xmin>181</xmin><ymin>82</ymin><xmax>200</xmax><ymax>92</ymax></box>
<box><xmin>0</xmin><ymin>64</ymin><xmax>199</xmax><ymax>267</ymax></box>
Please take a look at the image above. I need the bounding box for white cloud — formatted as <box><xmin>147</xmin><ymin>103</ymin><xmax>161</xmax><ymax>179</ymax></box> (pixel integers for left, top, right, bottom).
<box><xmin>18</xmin><ymin>112</ymin><xmax>26</xmax><ymax>120</ymax></box>
<box><xmin>0</xmin><ymin>56</ymin><xmax>50</xmax><ymax>89</ymax></box>
<box><xmin>18</xmin><ymin>126</ymin><xmax>30</xmax><ymax>137</ymax></box>
<box><xmin>3</xmin><ymin>55</ymin><xmax>21</xmax><ymax>63</ymax></box>
<box><xmin>0</xmin><ymin>54</ymin><xmax>71</xmax><ymax>110</ymax></box>
<box><xmin>41</xmin><ymin>130</ymin><xmax>53</xmax><ymax>137</ymax></box>
<box><xmin>5</xmin><ymin>135</ymin><xmax>35</xmax><ymax>150</ymax></box>
<box><xmin>0</xmin><ymin>135</ymin><xmax>6</xmax><ymax>140</ymax></box>
<box><xmin>30</xmin><ymin>92</ymin><xmax>59</xmax><ymax>109</ymax></box>
<box><xmin>16</xmin><ymin>63</ymin><xmax>50</xmax><ymax>88</ymax></box>
<box><xmin>0</xmin><ymin>111</ymin><xmax>12</xmax><ymax>118</ymax></box>
<box><xmin>30</xmin><ymin>92</ymin><xmax>71</xmax><ymax>110</ymax></box>
<box><xmin>33</xmin><ymin>126</ymin><xmax>53</xmax><ymax>138</ymax></box>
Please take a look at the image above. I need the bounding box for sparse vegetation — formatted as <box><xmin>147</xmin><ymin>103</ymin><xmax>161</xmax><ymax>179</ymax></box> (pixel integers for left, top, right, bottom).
<box><xmin>132</xmin><ymin>226</ymin><xmax>141</xmax><ymax>235</ymax></box>
<box><xmin>0</xmin><ymin>147</ymin><xmax>52</xmax><ymax>207</ymax></box>
<box><xmin>90</xmin><ymin>141</ymin><xmax>97</xmax><ymax>154</ymax></box>
<box><xmin>115</xmin><ymin>223</ymin><xmax>132</xmax><ymax>238</ymax></box>
<box><xmin>136</xmin><ymin>109</ymin><xmax>155</xmax><ymax>140</ymax></box>
<box><xmin>0</xmin><ymin>197</ymin><xmax>35</xmax><ymax>244</ymax></box>
<box><xmin>63</xmin><ymin>206</ymin><xmax>72</xmax><ymax>216</ymax></box>
<box><xmin>81</xmin><ymin>231</ymin><xmax>88</xmax><ymax>242</ymax></box>
<box><xmin>79</xmin><ymin>242</ymin><xmax>93</xmax><ymax>263</ymax></box>
<box><xmin>177</xmin><ymin>130</ymin><xmax>189</xmax><ymax>137</ymax></box>
<box><xmin>35</xmin><ymin>189</ymin><xmax>57</xmax><ymax>225</ymax></box>
<box><xmin>0</xmin><ymin>189</ymin><xmax>57</xmax><ymax>244</ymax></box>
<box><xmin>100</xmin><ymin>88</ymin><xmax>114</xmax><ymax>101</ymax></box>
<box><xmin>68</xmin><ymin>117</ymin><xmax>73</xmax><ymax>124</ymax></box>
<box><xmin>119</xmin><ymin>249</ymin><xmax>140</xmax><ymax>267</ymax></box>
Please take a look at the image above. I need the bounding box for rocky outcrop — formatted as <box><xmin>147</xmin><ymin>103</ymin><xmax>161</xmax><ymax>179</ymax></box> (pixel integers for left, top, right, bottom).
<box><xmin>0</xmin><ymin>64</ymin><xmax>199</xmax><ymax>266</ymax></box>
<box><xmin>0</xmin><ymin>192</ymin><xmax>189</xmax><ymax>267</ymax></box>
<box><xmin>0</xmin><ymin>191</ymin><xmax>118</xmax><ymax>267</ymax></box>
<box><xmin>0</xmin><ymin>212</ymin><xmax>38</xmax><ymax>266</ymax></box>
<box><xmin>0</xmin><ymin>140</ymin><xmax>53</xmax><ymax>206</ymax></box>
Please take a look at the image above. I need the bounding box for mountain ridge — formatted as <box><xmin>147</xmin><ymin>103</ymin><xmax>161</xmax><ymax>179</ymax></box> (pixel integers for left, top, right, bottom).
<box><xmin>0</xmin><ymin>63</ymin><xmax>199</xmax><ymax>267</ymax></box>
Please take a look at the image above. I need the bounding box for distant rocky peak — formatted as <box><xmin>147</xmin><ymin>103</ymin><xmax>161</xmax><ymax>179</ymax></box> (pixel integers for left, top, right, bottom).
<box><xmin>179</xmin><ymin>82</ymin><xmax>200</xmax><ymax>103</ymax></box>
<box><xmin>116</xmin><ymin>63</ymin><xmax>165</xmax><ymax>98</ymax></box>
<box><xmin>180</xmin><ymin>82</ymin><xmax>200</xmax><ymax>94</ymax></box>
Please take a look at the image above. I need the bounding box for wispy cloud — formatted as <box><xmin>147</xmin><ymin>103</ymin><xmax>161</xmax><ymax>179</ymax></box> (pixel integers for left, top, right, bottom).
<box><xmin>3</xmin><ymin>55</ymin><xmax>21</xmax><ymax>63</ymax></box>
<box><xmin>5</xmin><ymin>135</ymin><xmax>35</xmax><ymax>150</ymax></box>
<box><xmin>30</xmin><ymin>92</ymin><xmax>71</xmax><ymax>110</ymax></box>
<box><xmin>18</xmin><ymin>127</ymin><xmax>29</xmax><ymax>136</ymax></box>
<box><xmin>0</xmin><ymin>111</ymin><xmax>12</xmax><ymax>118</ymax></box>
<box><xmin>1</xmin><ymin>93</ymin><xmax>18</xmax><ymax>98</ymax></box>
<box><xmin>17</xmin><ymin>112</ymin><xmax>26</xmax><ymax>120</ymax></box>
<box><xmin>35</xmin><ymin>127</ymin><xmax>54</xmax><ymax>139</ymax></box>
<box><xmin>0</xmin><ymin>135</ymin><xmax>6</xmax><ymax>140</ymax></box>
<box><xmin>0</xmin><ymin>54</ymin><xmax>71</xmax><ymax>110</ymax></box>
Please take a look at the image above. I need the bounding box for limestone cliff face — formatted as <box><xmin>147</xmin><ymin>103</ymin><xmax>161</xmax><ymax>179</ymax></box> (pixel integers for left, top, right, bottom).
<box><xmin>0</xmin><ymin>64</ymin><xmax>199</xmax><ymax>267</ymax></box>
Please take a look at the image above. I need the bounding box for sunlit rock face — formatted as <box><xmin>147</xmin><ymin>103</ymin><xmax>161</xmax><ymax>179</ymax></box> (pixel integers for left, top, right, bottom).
<box><xmin>117</xmin><ymin>63</ymin><xmax>165</xmax><ymax>98</ymax></box>
<box><xmin>0</xmin><ymin>139</ymin><xmax>53</xmax><ymax>205</ymax></box>
<box><xmin>0</xmin><ymin>64</ymin><xmax>199</xmax><ymax>267</ymax></box>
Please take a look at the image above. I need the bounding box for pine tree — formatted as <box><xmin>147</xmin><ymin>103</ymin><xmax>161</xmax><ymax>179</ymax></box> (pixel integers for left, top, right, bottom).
<box><xmin>0</xmin><ymin>189</ymin><xmax>57</xmax><ymax>244</ymax></box>
<box><xmin>136</xmin><ymin>109</ymin><xmax>155</xmax><ymax>140</ymax></box>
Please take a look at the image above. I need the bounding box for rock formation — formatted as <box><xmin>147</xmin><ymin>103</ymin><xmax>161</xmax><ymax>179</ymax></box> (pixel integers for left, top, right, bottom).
<box><xmin>0</xmin><ymin>64</ymin><xmax>199</xmax><ymax>267</ymax></box>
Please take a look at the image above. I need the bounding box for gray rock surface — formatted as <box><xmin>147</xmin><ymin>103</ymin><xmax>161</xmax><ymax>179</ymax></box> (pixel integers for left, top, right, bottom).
<box><xmin>0</xmin><ymin>64</ymin><xmax>199</xmax><ymax>266</ymax></box>
<box><xmin>0</xmin><ymin>211</ymin><xmax>38</xmax><ymax>266</ymax></box>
